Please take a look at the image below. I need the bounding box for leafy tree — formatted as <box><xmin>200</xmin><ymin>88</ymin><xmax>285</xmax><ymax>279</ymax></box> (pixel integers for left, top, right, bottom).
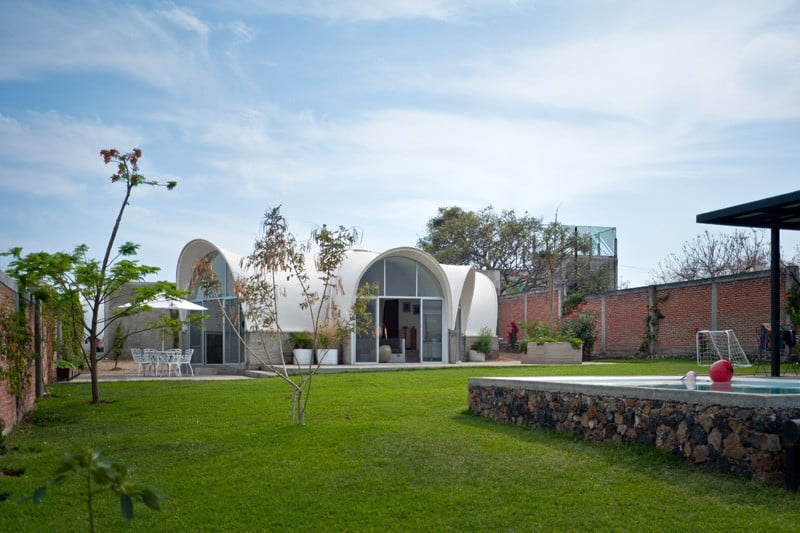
<box><xmin>3</xmin><ymin>148</ymin><xmax>178</xmax><ymax>404</ymax></box>
<box><xmin>537</xmin><ymin>218</ymin><xmax>584</xmax><ymax>334</ymax></box>
<box><xmin>418</xmin><ymin>206</ymin><xmax>544</xmax><ymax>293</ymax></box>
<box><xmin>652</xmin><ymin>229</ymin><xmax>769</xmax><ymax>283</ymax></box>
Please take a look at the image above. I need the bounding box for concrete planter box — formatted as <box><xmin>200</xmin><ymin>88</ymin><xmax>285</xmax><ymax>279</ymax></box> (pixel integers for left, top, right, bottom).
<box><xmin>316</xmin><ymin>348</ymin><xmax>338</xmax><ymax>365</ymax></box>
<box><xmin>522</xmin><ymin>342</ymin><xmax>582</xmax><ymax>364</ymax></box>
<box><xmin>468</xmin><ymin>350</ymin><xmax>486</xmax><ymax>362</ymax></box>
<box><xmin>293</xmin><ymin>348</ymin><xmax>313</xmax><ymax>365</ymax></box>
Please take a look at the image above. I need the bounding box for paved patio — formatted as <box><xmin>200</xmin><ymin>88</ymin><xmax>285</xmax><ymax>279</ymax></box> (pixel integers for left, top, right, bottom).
<box><xmin>66</xmin><ymin>353</ymin><xmax>531</xmax><ymax>383</ymax></box>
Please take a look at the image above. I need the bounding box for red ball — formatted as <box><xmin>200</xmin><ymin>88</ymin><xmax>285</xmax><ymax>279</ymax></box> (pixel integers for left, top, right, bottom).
<box><xmin>709</xmin><ymin>359</ymin><xmax>734</xmax><ymax>382</ymax></box>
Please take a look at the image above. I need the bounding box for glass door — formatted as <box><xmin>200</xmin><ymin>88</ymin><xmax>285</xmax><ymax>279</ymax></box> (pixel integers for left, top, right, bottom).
<box><xmin>205</xmin><ymin>301</ymin><xmax>223</xmax><ymax>364</ymax></box>
<box><xmin>421</xmin><ymin>299</ymin><xmax>443</xmax><ymax>362</ymax></box>
<box><xmin>355</xmin><ymin>297</ymin><xmax>378</xmax><ymax>363</ymax></box>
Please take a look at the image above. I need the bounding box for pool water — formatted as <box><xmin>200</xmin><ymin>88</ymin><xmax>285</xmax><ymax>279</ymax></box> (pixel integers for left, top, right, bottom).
<box><xmin>640</xmin><ymin>381</ymin><xmax>800</xmax><ymax>395</ymax></box>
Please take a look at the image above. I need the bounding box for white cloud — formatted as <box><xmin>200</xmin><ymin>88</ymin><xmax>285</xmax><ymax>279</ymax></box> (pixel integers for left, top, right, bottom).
<box><xmin>215</xmin><ymin>0</ymin><xmax>513</xmax><ymax>21</ymax></box>
<box><xmin>0</xmin><ymin>3</ymin><xmax>215</xmax><ymax>95</ymax></box>
<box><xmin>408</xmin><ymin>2</ymin><xmax>800</xmax><ymax>131</ymax></box>
<box><xmin>0</xmin><ymin>111</ymin><xmax>140</xmax><ymax>198</ymax></box>
<box><xmin>159</xmin><ymin>7</ymin><xmax>210</xmax><ymax>37</ymax></box>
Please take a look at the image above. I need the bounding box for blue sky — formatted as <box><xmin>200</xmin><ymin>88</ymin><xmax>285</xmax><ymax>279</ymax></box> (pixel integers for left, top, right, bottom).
<box><xmin>1</xmin><ymin>0</ymin><xmax>799</xmax><ymax>288</ymax></box>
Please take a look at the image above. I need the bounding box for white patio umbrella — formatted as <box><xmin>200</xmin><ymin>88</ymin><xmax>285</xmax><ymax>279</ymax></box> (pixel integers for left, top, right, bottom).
<box><xmin>119</xmin><ymin>295</ymin><xmax>207</xmax><ymax>349</ymax></box>
<box><xmin>139</xmin><ymin>295</ymin><xmax>208</xmax><ymax>312</ymax></box>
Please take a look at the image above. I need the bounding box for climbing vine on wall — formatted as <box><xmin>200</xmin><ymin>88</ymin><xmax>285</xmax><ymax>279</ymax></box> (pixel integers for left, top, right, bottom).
<box><xmin>0</xmin><ymin>303</ymin><xmax>34</xmax><ymax>398</ymax></box>
<box><xmin>638</xmin><ymin>293</ymin><xmax>668</xmax><ymax>356</ymax></box>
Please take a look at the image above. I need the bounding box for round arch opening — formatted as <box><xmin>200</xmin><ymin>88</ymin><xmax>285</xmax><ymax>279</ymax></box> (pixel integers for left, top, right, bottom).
<box><xmin>353</xmin><ymin>256</ymin><xmax>447</xmax><ymax>364</ymax></box>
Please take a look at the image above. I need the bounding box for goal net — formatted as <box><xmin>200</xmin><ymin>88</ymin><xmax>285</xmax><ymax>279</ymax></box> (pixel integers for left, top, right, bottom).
<box><xmin>695</xmin><ymin>330</ymin><xmax>751</xmax><ymax>367</ymax></box>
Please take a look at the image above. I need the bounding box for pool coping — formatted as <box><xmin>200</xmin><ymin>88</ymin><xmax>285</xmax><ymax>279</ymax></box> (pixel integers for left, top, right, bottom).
<box><xmin>468</xmin><ymin>375</ymin><xmax>800</xmax><ymax>409</ymax></box>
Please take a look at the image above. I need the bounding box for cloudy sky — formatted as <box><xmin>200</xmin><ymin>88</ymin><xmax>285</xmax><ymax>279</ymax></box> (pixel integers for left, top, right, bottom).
<box><xmin>1</xmin><ymin>0</ymin><xmax>799</xmax><ymax>288</ymax></box>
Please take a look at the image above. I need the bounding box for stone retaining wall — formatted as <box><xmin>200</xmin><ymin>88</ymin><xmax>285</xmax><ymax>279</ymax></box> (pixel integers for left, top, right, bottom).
<box><xmin>468</xmin><ymin>383</ymin><xmax>800</xmax><ymax>484</ymax></box>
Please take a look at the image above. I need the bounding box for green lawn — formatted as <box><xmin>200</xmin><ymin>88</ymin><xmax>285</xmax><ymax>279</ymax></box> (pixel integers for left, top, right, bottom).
<box><xmin>1</xmin><ymin>360</ymin><xmax>799</xmax><ymax>531</ymax></box>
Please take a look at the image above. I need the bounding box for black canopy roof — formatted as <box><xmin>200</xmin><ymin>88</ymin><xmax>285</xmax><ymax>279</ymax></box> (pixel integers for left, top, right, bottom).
<box><xmin>696</xmin><ymin>190</ymin><xmax>800</xmax><ymax>229</ymax></box>
<box><xmin>696</xmin><ymin>189</ymin><xmax>800</xmax><ymax>377</ymax></box>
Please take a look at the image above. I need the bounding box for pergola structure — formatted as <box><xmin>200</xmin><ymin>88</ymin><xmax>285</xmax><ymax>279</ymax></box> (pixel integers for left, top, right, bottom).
<box><xmin>697</xmin><ymin>190</ymin><xmax>800</xmax><ymax>376</ymax></box>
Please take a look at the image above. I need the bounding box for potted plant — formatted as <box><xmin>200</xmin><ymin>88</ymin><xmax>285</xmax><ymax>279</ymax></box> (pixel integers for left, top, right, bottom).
<box><xmin>316</xmin><ymin>319</ymin><xmax>347</xmax><ymax>365</ymax></box>
<box><xmin>469</xmin><ymin>327</ymin><xmax>494</xmax><ymax>362</ymax></box>
<box><xmin>288</xmin><ymin>331</ymin><xmax>313</xmax><ymax>365</ymax></box>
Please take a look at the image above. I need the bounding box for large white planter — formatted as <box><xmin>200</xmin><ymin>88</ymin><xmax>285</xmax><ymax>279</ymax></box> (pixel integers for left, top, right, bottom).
<box><xmin>293</xmin><ymin>348</ymin><xmax>313</xmax><ymax>365</ymax></box>
<box><xmin>316</xmin><ymin>348</ymin><xmax>339</xmax><ymax>365</ymax></box>
<box><xmin>521</xmin><ymin>342</ymin><xmax>582</xmax><ymax>364</ymax></box>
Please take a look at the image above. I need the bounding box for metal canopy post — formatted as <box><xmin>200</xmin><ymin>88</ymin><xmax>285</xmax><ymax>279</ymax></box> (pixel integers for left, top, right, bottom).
<box><xmin>771</xmin><ymin>224</ymin><xmax>781</xmax><ymax>377</ymax></box>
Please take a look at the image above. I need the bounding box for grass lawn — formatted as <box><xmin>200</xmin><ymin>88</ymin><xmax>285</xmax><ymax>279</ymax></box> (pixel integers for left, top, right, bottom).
<box><xmin>1</xmin><ymin>359</ymin><xmax>799</xmax><ymax>531</ymax></box>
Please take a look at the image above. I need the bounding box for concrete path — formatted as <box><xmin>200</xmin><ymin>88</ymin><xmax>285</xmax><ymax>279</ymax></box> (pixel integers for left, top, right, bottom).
<box><xmin>65</xmin><ymin>354</ymin><xmax>611</xmax><ymax>383</ymax></box>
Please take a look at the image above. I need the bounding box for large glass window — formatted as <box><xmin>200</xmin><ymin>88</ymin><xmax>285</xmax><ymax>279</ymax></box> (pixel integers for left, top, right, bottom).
<box><xmin>355</xmin><ymin>298</ymin><xmax>377</xmax><ymax>363</ymax></box>
<box><xmin>363</xmin><ymin>258</ymin><xmax>442</xmax><ymax>298</ymax></box>
<box><xmin>422</xmin><ymin>300</ymin><xmax>443</xmax><ymax>362</ymax></box>
<box><xmin>418</xmin><ymin>265</ymin><xmax>442</xmax><ymax>297</ymax></box>
<box><xmin>187</xmin><ymin>251</ymin><xmax>243</xmax><ymax>365</ymax></box>
<box><xmin>385</xmin><ymin>257</ymin><xmax>416</xmax><ymax>296</ymax></box>
<box><xmin>359</xmin><ymin>261</ymin><xmax>383</xmax><ymax>295</ymax></box>
<box><xmin>354</xmin><ymin>256</ymin><xmax>445</xmax><ymax>363</ymax></box>
<box><xmin>224</xmin><ymin>300</ymin><xmax>242</xmax><ymax>364</ymax></box>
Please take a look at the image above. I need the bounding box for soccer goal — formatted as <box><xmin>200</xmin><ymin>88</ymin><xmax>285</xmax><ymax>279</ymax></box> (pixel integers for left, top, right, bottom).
<box><xmin>695</xmin><ymin>330</ymin><xmax>751</xmax><ymax>367</ymax></box>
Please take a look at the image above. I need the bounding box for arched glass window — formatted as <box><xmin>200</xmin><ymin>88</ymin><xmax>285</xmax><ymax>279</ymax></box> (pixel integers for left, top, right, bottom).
<box><xmin>190</xmin><ymin>252</ymin><xmax>235</xmax><ymax>300</ymax></box>
<box><xmin>358</xmin><ymin>258</ymin><xmax>442</xmax><ymax>298</ymax></box>
<box><xmin>355</xmin><ymin>257</ymin><xmax>445</xmax><ymax>364</ymax></box>
<box><xmin>187</xmin><ymin>251</ymin><xmax>242</xmax><ymax>365</ymax></box>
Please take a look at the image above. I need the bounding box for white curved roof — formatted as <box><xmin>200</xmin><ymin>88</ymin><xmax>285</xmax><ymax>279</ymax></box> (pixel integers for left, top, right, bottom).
<box><xmin>440</xmin><ymin>264</ymin><xmax>475</xmax><ymax>332</ymax></box>
<box><xmin>175</xmin><ymin>239</ymin><xmax>496</xmax><ymax>336</ymax></box>
<box><xmin>465</xmin><ymin>271</ymin><xmax>498</xmax><ymax>336</ymax></box>
<box><xmin>176</xmin><ymin>238</ymin><xmax>246</xmax><ymax>293</ymax></box>
<box><xmin>340</xmin><ymin>246</ymin><xmax>455</xmax><ymax>328</ymax></box>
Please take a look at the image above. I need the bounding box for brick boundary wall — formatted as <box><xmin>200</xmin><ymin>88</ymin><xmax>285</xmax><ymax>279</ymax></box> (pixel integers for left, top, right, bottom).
<box><xmin>0</xmin><ymin>271</ymin><xmax>56</xmax><ymax>435</ymax></box>
<box><xmin>498</xmin><ymin>270</ymin><xmax>794</xmax><ymax>358</ymax></box>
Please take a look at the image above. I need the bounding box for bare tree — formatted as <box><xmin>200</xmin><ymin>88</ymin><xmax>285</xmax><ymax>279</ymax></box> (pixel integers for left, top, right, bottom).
<box><xmin>194</xmin><ymin>207</ymin><xmax>373</xmax><ymax>425</ymax></box>
<box><xmin>652</xmin><ymin>229</ymin><xmax>769</xmax><ymax>283</ymax></box>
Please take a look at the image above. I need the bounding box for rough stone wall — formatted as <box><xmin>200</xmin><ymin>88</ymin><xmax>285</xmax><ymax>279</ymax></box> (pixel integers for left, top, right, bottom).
<box><xmin>469</xmin><ymin>384</ymin><xmax>799</xmax><ymax>484</ymax></box>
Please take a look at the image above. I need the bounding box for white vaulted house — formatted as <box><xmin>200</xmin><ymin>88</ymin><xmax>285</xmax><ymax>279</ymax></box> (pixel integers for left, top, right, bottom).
<box><xmin>175</xmin><ymin>239</ymin><xmax>497</xmax><ymax>368</ymax></box>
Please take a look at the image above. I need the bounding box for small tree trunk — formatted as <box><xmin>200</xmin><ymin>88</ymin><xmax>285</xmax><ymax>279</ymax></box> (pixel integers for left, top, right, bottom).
<box><xmin>88</xmin><ymin>342</ymin><xmax>100</xmax><ymax>404</ymax></box>
<box><xmin>90</xmin><ymin>361</ymin><xmax>100</xmax><ymax>404</ymax></box>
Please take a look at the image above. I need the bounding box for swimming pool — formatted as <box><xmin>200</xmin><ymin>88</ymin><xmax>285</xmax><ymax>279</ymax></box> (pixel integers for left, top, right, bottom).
<box><xmin>468</xmin><ymin>375</ymin><xmax>800</xmax><ymax>484</ymax></box>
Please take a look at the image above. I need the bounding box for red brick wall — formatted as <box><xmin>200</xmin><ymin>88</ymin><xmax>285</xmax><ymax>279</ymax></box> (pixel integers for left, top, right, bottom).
<box><xmin>716</xmin><ymin>276</ymin><xmax>777</xmax><ymax>352</ymax></box>
<box><xmin>498</xmin><ymin>270</ymin><xmax>790</xmax><ymax>359</ymax></box>
<box><xmin>653</xmin><ymin>284</ymin><xmax>712</xmax><ymax>356</ymax></box>
<box><xmin>0</xmin><ymin>281</ymin><xmax>17</xmax><ymax>432</ymax></box>
<box><xmin>498</xmin><ymin>290</ymin><xmax>554</xmax><ymax>340</ymax></box>
<box><xmin>593</xmin><ymin>289</ymin><xmax>649</xmax><ymax>356</ymax></box>
<box><xmin>0</xmin><ymin>275</ymin><xmax>56</xmax><ymax>434</ymax></box>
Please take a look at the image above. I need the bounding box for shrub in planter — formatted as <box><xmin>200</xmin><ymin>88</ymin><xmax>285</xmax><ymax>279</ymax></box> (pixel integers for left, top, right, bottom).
<box><xmin>470</xmin><ymin>327</ymin><xmax>494</xmax><ymax>355</ymax></box>
<box><xmin>468</xmin><ymin>327</ymin><xmax>494</xmax><ymax>362</ymax></box>
<box><xmin>288</xmin><ymin>331</ymin><xmax>313</xmax><ymax>365</ymax></box>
